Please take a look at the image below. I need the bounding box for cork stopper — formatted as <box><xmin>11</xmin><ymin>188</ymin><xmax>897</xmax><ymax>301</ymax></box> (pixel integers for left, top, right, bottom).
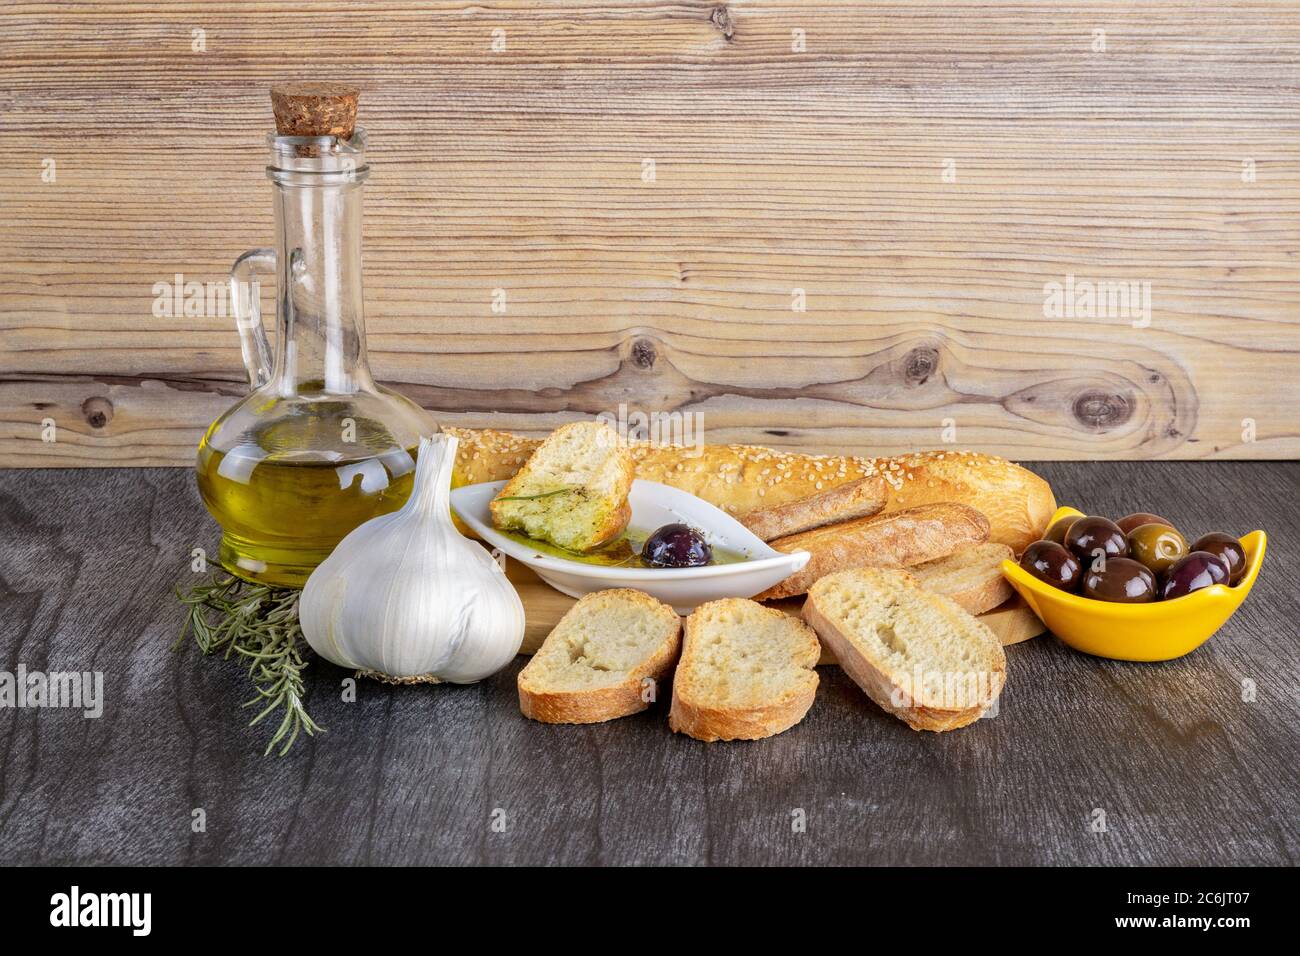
<box><xmin>270</xmin><ymin>83</ymin><xmax>359</xmax><ymax>138</ymax></box>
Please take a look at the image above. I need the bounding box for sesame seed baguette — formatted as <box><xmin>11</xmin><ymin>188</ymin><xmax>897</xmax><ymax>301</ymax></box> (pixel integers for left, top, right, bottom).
<box><xmin>447</xmin><ymin>427</ymin><xmax>1054</xmax><ymax>553</ymax></box>
<box><xmin>879</xmin><ymin>451</ymin><xmax>1054</xmax><ymax>556</ymax></box>
<box><xmin>755</xmin><ymin>502</ymin><xmax>991</xmax><ymax>601</ymax></box>
<box><xmin>623</xmin><ymin>441</ymin><xmax>882</xmax><ymax>524</ymax></box>
<box><xmin>449</xmin><ymin>427</ymin><xmax>882</xmax><ymax>517</ymax></box>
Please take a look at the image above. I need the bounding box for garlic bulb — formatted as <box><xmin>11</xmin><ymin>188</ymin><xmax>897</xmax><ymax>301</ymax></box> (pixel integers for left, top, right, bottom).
<box><xmin>299</xmin><ymin>433</ymin><xmax>525</xmax><ymax>683</ymax></box>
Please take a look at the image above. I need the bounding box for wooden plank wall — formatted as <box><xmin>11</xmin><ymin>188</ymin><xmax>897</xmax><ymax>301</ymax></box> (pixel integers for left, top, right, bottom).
<box><xmin>2</xmin><ymin>0</ymin><xmax>1298</xmax><ymax>466</ymax></box>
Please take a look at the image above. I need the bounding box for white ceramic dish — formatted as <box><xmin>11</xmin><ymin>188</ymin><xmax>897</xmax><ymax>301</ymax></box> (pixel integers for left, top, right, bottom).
<box><xmin>450</xmin><ymin>479</ymin><xmax>810</xmax><ymax>613</ymax></box>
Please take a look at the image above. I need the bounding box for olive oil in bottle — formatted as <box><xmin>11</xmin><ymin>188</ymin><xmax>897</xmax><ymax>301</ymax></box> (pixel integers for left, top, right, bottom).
<box><xmin>196</xmin><ymin>87</ymin><xmax>436</xmax><ymax>587</ymax></box>
<box><xmin>197</xmin><ymin>407</ymin><xmax>419</xmax><ymax>588</ymax></box>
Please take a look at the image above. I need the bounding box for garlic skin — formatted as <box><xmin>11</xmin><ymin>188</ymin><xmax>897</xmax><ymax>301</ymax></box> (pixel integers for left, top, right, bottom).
<box><xmin>299</xmin><ymin>433</ymin><xmax>525</xmax><ymax>683</ymax></box>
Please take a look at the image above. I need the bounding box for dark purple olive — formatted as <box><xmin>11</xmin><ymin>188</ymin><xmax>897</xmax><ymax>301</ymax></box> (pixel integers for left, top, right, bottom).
<box><xmin>641</xmin><ymin>523</ymin><xmax>713</xmax><ymax>568</ymax></box>
<box><xmin>1019</xmin><ymin>540</ymin><xmax>1081</xmax><ymax>592</ymax></box>
<box><xmin>1082</xmin><ymin>557</ymin><xmax>1156</xmax><ymax>603</ymax></box>
<box><xmin>1116</xmin><ymin>512</ymin><xmax>1175</xmax><ymax>536</ymax></box>
<box><xmin>1064</xmin><ymin>515</ymin><xmax>1129</xmax><ymax>565</ymax></box>
<box><xmin>1159</xmin><ymin>551</ymin><xmax>1230</xmax><ymax>600</ymax></box>
<box><xmin>1042</xmin><ymin>516</ymin><xmax>1076</xmax><ymax>545</ymax></box>
<box><xmin>1190</xmin><ymin>532</ymin><xmax>1246</xmax><ymax>585</ymax></box>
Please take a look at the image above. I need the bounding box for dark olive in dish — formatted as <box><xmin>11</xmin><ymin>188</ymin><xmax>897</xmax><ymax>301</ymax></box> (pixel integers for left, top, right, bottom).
<box><xmin>1190</xmin><ymin>532</ymin><xmax>1246</xmax><ymax>585</ymax></box>
<box><xmin>1019</xmin><ymin>540</ymin><xmax>1081</xmax><ymax>592</ymax></box>
<box><xmin>1064</xmin><ymin>515</ymin><xmax>1129</xmax><ymax>564</ymax></box>
<box><xmin>1082</xmin><ymin>557</ymin><xmax>1156</xmax><ymax>603</ymax></box>
<box><xmin>1159</xmin><ymin>551</ymin><xmax>1231</xmax><ymax>600</ymax></box>
<box><xmin>1042</xmin><ymin>516</ymin><xmax>1077</xmax><ymax>546</ymax></box>
<box><xmin>641</xmin><ymin>523</ymin><xmax>713</xmax><ymax>568</ymax></box>
<box><xmin>1115</xmin><ymin>512</ymin><xmax>1175</xmax><ymax>536</ymax></box>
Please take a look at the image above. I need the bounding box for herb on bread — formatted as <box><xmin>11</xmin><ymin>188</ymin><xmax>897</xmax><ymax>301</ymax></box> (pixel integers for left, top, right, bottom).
<box><xmin>490</xmin><ymin>421</ymin><xmax>634</xmax><ymax>553</ymax></box>
<box><xmin>494</xmin><ymin>488</ymin><xmax>577</xmax><ymax>502</ymax></box>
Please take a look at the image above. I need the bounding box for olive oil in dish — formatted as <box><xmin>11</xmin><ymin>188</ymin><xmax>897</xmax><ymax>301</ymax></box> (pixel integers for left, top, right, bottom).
<box><xmin>494</xmin><ymin>527</ymin><xmax>749</xmax><ymax>568</ymax></box>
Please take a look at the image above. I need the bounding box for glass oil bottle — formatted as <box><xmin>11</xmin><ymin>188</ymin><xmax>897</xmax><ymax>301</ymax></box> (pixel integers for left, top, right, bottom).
<box><xmin>197</xmin><ymin>86</ymin><xmax>435</xmax><ymax>587</ymax></box>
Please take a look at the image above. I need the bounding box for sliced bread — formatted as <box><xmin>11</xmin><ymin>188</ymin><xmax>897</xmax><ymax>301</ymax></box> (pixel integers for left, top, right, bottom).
<box><xmin>669</xmin><ymin>598</ymin><xmax>821</xmax><ymax>742</ymax></box>
<box><xmin>518</xmin><ymin>589</ymin><xmax>682</xmax><ymax>724</ymax></box>
<box><xmin>910</xmin><ymin>543</ymin><xmax>1015</xmax><ymax>615</ymax></box>
<box><xmin>803</xmin><ymin>568</ymin><xmax>1006</xmax><ymax>732</ymax></box>
<box><xmin>756</xmin><ymin>502</ymin><xmax>990</xmax><ymax>600</ymax></box>
<box><xmin>490</xmin><ymin>421</ymin><xmax>633</xmax><ymax>552</ymax></box>
<box><xmin>738</xmin><ymin>474</ymin><xmax>889</xmax><ymax>541</ymax></box>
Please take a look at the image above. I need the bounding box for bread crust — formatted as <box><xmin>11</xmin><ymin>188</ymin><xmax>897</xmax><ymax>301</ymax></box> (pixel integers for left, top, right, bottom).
<box><xmin>911</xmin><ymin>543</ymin><xmax>1015</xmax><ymax>615</ymax></box>
<box><xmin>590</xmin><ymin>501</ymin><xmax>632</xmax><ymax>551</ymax></box>
<box><xmin>449</xmin><ymin>428</ymin><xmax>1054</xmax><ymax>554</ymax></box>
<box><xmin>667</xmin><ymin>690</ymin><xmax>818</xmax><ymax>743</ymax></box>
<box><xmin>738</xmin><ymin>475</ymin><xmax>888</xmax><ymax>541</ymax></box>
<box><xmin>940</xmin><ymin>573</ymin><xmax>1014</xmax><ymax>616</ymax></box>
<box><xmin>877</xmin><ymin>452</ymin><xmax>1054</xmax><ymax>556</ymax></box>
<box><xmin>517</xmin><ymin>589</ymin><xmax>681</xmax><ymax>724</ymax></box>
<box><xmin>756</xmin><ymin>503</ymin><xmax>990</xmax><ymax>600</ymax></box>
<box><xmin>668</xmin><ymin>598</ymin><xmax>820</xmax><ymax>742</ymax></box>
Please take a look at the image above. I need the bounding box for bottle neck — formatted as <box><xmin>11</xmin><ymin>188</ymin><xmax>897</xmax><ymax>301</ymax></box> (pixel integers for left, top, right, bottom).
<box><xmin>269</xmin><ymin>156</ymin><xmax>374</xmax><ymax>396</ymax></box>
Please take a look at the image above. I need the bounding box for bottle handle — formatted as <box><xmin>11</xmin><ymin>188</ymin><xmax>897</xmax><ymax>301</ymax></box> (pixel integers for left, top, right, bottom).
<box><xmin>229</xmin><ymin>248</ymin><xmax>276</xmax><ymax>388</ymax></box>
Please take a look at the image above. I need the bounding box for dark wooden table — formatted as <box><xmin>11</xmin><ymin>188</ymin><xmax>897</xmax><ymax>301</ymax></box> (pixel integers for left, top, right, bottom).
<box><xmin>1</xmin><ymin>462</ymin><xmax>1296</xmax><ymax>866</ymax></box>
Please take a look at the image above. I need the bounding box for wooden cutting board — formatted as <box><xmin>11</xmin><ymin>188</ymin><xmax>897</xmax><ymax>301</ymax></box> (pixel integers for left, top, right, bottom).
<box><xmin>506</xmin><ymin>563</ymin><xmax>1045</xmax><ymax>664</ymax></box>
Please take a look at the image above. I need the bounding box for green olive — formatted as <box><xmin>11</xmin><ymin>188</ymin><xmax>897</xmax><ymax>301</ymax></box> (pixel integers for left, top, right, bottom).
<box><xmin>1128</xmin><ymin>522</ymin><xmax>1188</xmax><ymax>575</ymax></box>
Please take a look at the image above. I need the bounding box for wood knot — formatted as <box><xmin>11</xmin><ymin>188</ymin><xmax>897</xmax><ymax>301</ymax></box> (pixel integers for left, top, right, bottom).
<box><xmin>903</xmin><ymin>346</ymin><xmax>940</xmax><ymax>386</ymax></box>
<box><xmin>81</xmin><ymin>396</ymin><xmax>113</xmax><ymax>429</ymax></box>
<box><xmin>630</xmin><ymin>338</ymin><xmax>658</xmax><ymax>369</ymax></box>
<box><xmin>1072</xmin><ymin>390</ymin><xmax>1131</xmax><ymax>430</ymax></box>
<box><xmin>710</xmin><ymin>5</ymin><xmax>735</xmax><ymax>41</ymax></box>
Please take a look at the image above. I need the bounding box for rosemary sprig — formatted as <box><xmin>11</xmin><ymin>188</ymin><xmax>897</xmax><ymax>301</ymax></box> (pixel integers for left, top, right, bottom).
<box><xmin>494</xmin><ymin>488</ymin><xmax>577</xmax><ymax>502</ymax></box>
<box><xmin>174</xmin><ymin>575</ymin><xmax>323</xmax><ymax>756</ymax></box>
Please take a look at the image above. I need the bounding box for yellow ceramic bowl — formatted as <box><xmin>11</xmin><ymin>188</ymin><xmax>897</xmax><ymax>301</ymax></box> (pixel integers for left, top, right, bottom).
<box><xmin>1001</xmin><ymin>506</ymin><xmax>1266</xmax><ymax>662</ymax></box>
